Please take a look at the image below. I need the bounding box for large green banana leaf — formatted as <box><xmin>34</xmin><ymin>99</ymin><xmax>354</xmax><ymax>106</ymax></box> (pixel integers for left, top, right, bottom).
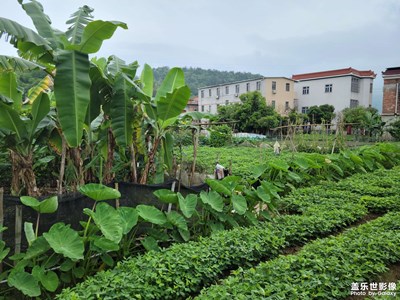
<box><xmin>72</xmin><ymin>20</ymin><xmax>127</xmax><ymax>54</ymax></box>
<box><xmin>0</xmin><ymin>102</ymin><xmax>27</xmax><ymax>142</ymax></box>
<box><xmin>0</xmin><ymin>17</ymin><xmax>51</xmax><ymax>49</ymax></box>
<box><xmin>0</xmin><ymin>55</ymin><xmax>44</xmax><ymax>72</ymax></box>
<box><xmin>140</xmin><ymin>63</ymin><xmax>154</xmax><ymax>98</ymax></box>
<box><xmin>20</xmin><ymin>0</ymin><xmax>59</xmax><ymax>49</ymax></box>
<box><xmin>157</xmin><ymin>85</ymin><xmax>191</xmax><ymax>128</ymax></box>
<box><xmin>0</xmin><ymin>72</ymin><xmax>22</xmax><ymax>111</ymax></box>
<box><xmin>110</xmin><ymin>74</ymin><xmax>134</xmax><ymax>148</ymax></box>
<box><xmin>28</xmin><ymin>92</ymin><xmax>50</xmax><ymax>143</ymax></box>
<box><xmin>154</xmin><ymin>67</ymin><xmax>185</xmax><ymax>103</ymax></box>
<box><xmin>54</xmin><ymin>50</ymin><xmax>91</xmax><ymax>147</ymax></box>
<box><xmin>66</xmin><ymin>5</ymin><xmax>94</xmax><ymax>44</ymax></box>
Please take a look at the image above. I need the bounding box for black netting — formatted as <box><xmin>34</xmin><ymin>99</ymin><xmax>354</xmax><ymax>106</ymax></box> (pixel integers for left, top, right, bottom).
<box><xmin>1</xmin><ymin>180</ymin><xmax>208</xmax><ymax>252</ymax></box>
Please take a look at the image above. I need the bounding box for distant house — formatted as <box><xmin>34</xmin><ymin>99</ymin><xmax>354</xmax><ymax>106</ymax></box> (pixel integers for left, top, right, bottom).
<box><xmin>185</xmin><ymin>96</ymin><xmax>198</xmax><ymax>112</ymax></box>
<box><xmin>197</xmin><ymin>77</ymin><xmax>295</xmax><ymax>115</ymax></box>
<box><xmin>292</xmin><ymin>67</ymin><xmax>376</xmax><ymax>115</ymax></box>
<box><xmin>381</xmin><ymin>67</ymin><xmax>400</xmax><ymax>122</ymax></box>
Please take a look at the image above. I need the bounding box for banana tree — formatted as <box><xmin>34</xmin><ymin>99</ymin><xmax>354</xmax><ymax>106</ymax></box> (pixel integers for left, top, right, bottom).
<box><xmin>0</xmin><ymin>1</ymin><xmax>127</xmax><ymax>188</ymax></box>
<box><xmin>0</xmin><ymin>74</ymin><xmax>49</xmax><ymax>196</ymax></box>
<box><xmin>139</xmin><ymin>66</ymin><xmax>191</xmax><ymax>184</ymax></box>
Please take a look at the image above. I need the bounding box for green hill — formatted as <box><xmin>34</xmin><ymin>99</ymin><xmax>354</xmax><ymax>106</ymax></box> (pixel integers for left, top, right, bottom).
<box><xmin>153</xmin><ymin>66</ymin><xmax>263</xmax><ymax>96</ymax></box>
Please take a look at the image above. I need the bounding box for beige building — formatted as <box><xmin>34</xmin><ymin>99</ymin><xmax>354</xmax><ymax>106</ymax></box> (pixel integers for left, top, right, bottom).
<box><xmin>198</xmin><ymin>77</ymin><xmax>295</xmax><ymax>116</ymax></box>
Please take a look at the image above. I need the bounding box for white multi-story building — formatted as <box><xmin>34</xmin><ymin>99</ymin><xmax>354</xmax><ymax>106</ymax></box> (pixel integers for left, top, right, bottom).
<box><xmin>292</xmin><ymin>67</ymin><xmax>376</xmax><ymax>114</ymax></box>
<box><xmin>198</xmin><ymin>77</ymin><xmax>295</xmax><ymax>115</ymax></box>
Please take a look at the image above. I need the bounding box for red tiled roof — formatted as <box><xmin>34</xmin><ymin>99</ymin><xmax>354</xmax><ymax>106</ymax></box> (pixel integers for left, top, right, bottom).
<box><xmin>292</xmin><ymin>67</ymin><xmax>376</xmax><ymax>81</ymax></box>
<box><xmin>382</xmin><ymin>67</ymin><xmax>400</xmax><ymax>76</ymax></box>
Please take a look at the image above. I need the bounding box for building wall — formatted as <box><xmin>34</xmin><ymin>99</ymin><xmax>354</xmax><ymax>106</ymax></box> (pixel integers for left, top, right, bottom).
<box><xmin>382</xmin><ymin>78</ymin><xmax>400</xmax><ymax>115</ymax></box>
<box><xmin>264</xmin><ymin>78</ymin><xmax>295</xmax><ymax>114</ymax></box>
<box><xmin>294</xmin><ymin>76</ymin><xmax>373</xmax><ymax>114</ymax></box>
<box><xmin>198</xmin><ymin>77</ymin><xmax>294</xmax><ymax>115</ymax></box>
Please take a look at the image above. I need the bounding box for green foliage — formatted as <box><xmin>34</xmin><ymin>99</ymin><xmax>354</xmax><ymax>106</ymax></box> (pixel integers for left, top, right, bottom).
<box><xmin>55</xmin><ymin>166</ymin><xmax>400</xmax><ymax>299</ymax></box>
<box><xmin>196</xmin><ymin>212</ymin><xmax>400</xmax><ymax>299</ymax></box>
<box><xmin>386</xmin><ymin>118</ymin><xmax>400</xmax><ymax>140</ymax></box>
<box><xmin>306</xmin><ymin>104</ymin><xmax>335</xmax><ymax>124</ymax></box>
<box><xmin>153</xmin><ymin>66</ymin><xmax>262</xmax><ymax>96</ymax></box>
<box><xmin>209</xmin><ymin>124</ymin><xmax>232</xmax><ymax>147</ymax></box>
<box><xmin>216</xmin><ymin>91</ymin><xmax>280</xmax><ymax>134</ymax></box>
<box><xmin>343</xmin><ymin>106</ymin><xmax>384</xmax><ymax>138</ymax></box>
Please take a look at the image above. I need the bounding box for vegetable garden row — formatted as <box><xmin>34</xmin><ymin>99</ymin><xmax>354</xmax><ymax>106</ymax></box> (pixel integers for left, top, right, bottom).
<box><xmin>56</xmin><ymin>165</ymin><xmax>400</xmax><ymax>299</ymax></box>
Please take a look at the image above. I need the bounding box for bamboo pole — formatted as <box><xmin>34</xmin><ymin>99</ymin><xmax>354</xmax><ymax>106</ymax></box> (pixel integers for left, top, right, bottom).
<box><xmin>0</xmin><ymin>188</ymin><xmax>2</xmax><ymax>273</ymax></box>
<box><xmin>115</xmin><ymin>183</ymin><xmax>120</xmax><ymax>208</ymax></box>
<box><xmin>14</xmin><ymin>205</ymin><xmax>22</xmax><ymax>256</ymax></box>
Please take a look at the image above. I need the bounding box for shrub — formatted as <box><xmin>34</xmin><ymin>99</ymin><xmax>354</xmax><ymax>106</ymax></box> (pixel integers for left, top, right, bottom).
<box><xmin>209</xmin><ymin>125</ymin><xmax>232</xmax><ymax>147</ymax></box>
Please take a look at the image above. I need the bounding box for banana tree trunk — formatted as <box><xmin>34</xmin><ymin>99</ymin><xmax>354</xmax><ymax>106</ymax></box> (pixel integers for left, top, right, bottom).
<box><xmin>69</xmin><ymin>147</ymin><xmax>84</xmax><ymax>189</ymax></box>
<box><xmin>130</xmin><ymin>144</ymin><xmax>138</xmax><ymax>183</ymax></box>
<box><xmin>190</xmin><ymin>128</ymin><xmax>199</xmax><ymax>185</ymax></box>
<box><xmin>139</xmin><ymin>137</ymin><xmax>161</xmax><ymax>184</ymax></box>
<box><xmin>10</xmin><ymin>151</ymin><xmax>39</xmax><ymax>197</ymax></box>
<box><xmin>104</xmin><ymin>127</ymin><xmax>116</xmax><ymax>184</ymax></box>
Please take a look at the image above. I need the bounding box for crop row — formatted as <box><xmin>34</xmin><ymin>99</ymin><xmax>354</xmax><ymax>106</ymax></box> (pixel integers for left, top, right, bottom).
<box><xmin>56</xmin><ymin>167</ymin><xmax>400</xmax><ymax>299</ymax></box>
<box><xmin>281</xmin><ymin>166</ymin><xmax>400</xmax><ymax>213</ymax></box>
<box><xmin>195</xmin><ymin>212</ymin><xmax>400</xmax><ymax>299</ymax></box>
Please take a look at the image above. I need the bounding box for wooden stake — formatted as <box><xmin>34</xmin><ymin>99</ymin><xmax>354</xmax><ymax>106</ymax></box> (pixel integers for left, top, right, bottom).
<box><xmin>14</xmin><ymin>205</ymin><xmax>22</xmax><ymax>256</ymax></box>
<box><xmin>115</xmin><ymin>183</ymin><xmax>120</xmax><ymax>208</ymax></box>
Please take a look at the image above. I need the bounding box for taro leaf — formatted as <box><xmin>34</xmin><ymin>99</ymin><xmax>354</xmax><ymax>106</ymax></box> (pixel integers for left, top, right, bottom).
<box><xmin>177</xmin><ymin>193</ymin><xmax>197</xmax><ymax>218</ymax></box>
<box><xmin>79</xmin><ymin>183</ymin><xmax>121</xmax><ymax>201</ymax></box>
<box><xmin>136</xmin><ymin>204</ymin><xmax>167</xmax><ymax>225</ymax></box>
<box><xmin>200</xmin><ymin>190</ymin><xmax>224</xmax><ymax>212</ymax></box>
<box><xmin>0</xmin><ymin>240</ymin><xmax>10</xmax><ymax>262</ymax></box>
<box><xmin>72</xmin><ymin>267</ymin><xmax>85</xmax><ymax>279</ymax></box>
<box><xmin>205</xmin><ymin>178</ymin><xmax>232</xmax><ymax>196</ymax></box>
<box><xmin>118</xmin><ymin>206</ymin><xmax>138</xmax><ymax>234</ymax></box>
<box><xmin>43</xmin><ymin>223</ymin><xmax>84</xmax><ymax>261</ymax></box>
<box><xmin>141</xmin><ymin>236</ymin><xmax>160</xmax><ymax>252</ymax></box>
<box><xmin>8</xmin><ymin>269</ymin><xmax>41</xmax><ymax>297</ymax></box>
<box><xmin>37</xmin><ymin>196</ymin><xmax>58</xmax><ymax>214</ymax></box>
<box><xmin>24</xmin><ymin>222</ymin><xmax>35</xmax><ymax>245</ymax></box>
<box><xmin>60</xmin><ymin>259</ymin><xmax>75</xmax><ymax>272</ymax></box>
<box><xmin>166</xmin><ymin>211</ymin><xmax>189</xmax><ymax>241</ymax></box>
<box><xmin>93</xmin><ymin>236</ymin><xmax>120</xmax><ymax>252</ymax></box>
<box><xmin>287</xmin><ymin>171</ymin><xmax>302</xmax><ymax>183</ymax></box>
<box><xmin>91</xmin><ymin>202</ymin><xmax>123</xmax><ymax>244</ymax></box>
<box><xmin>256</xmin><ymin>186</ymin><xmax>271</xmax><ymax>203</ymax></box>
<box><xmin>231</xmin><ymin>194</ymin><xmax>247</xmax><ymax>215</ymax></box>
<box><xmin>252</xmin><ymin>164</ymin><xmax>268</xmax><ymax>178</ymax></box>
<box><xmin>268</xmin><ymin>160</ymin><xmax>289</xmax><ymax>171</ymax></box>
<box><xmin>20</xmin><ymin>196</ymin><xmax>40</xmax><ymax>210</ymax></box>
<box><xmin>101</xmin><ymin>253</ymin><xmax>114</xmax><ymax>267</ymax></box>
<box><xmin>24</xmin><ymin>236</ymin><xmax>50</xmax><ymax>261</ymax></box>
<box><xmin>41</xmin><ymin>270</ymin><xmax>59</xmax><ymax>292</ymax></box>
<box><xmin>261</xmin><ymin>181</ymin><xmax>281</xmax><ymax>199</ymax></box>
<box><xmin>153</xmin><ymin>189</ymin><xmax>178</xmax><ymax>204</ymax></box>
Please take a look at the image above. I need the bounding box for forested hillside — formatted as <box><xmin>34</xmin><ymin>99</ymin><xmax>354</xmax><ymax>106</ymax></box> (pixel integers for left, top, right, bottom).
<box><xmin>153</xmin><ymin>66</ymin><xmax>263</xmax><ymax>96</ymax></box>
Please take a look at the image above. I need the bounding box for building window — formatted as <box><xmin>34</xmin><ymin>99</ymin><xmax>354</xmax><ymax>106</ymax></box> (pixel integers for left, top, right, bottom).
<box><xmin>302</xmin><ymin>106</ymin><xmax>309</xmax><ymax>114</ymax></box>
<box><xmin>235</xmin><ymin>84</ymin><xmax>239</xmax><ymax>93</ymax></box>
<box><xmin>285</xmin><ymin>101</ymin><xmax>289</xmax><ymax>111</ymax></box>
<box><xmin>272</xmin><ymin>81</ymin><xmax>276</xmax><ymax>91</ymax></box>
<box><xmin>201</xmin><ymin>105</ymin><xmax>204</xmax><ymax>112</ymax></box>
<box><xmin>216</xmin><ymin>87</ymin><xmax>220</xmax><ymax>97</ymax></box>
<box><xmin>302</xmin><ymin>86</ymin><xmax>309</xmax><ymax>95</ymax></box>
<box><xmin>351</xmin><ymin>77</ymin><xmax>359</xmax><ymax>93</ymax></box>
<box><xmin>350</xmin><ymin>99</ymin><xmax>359</xmax><ymax>108</ymax></box>
<box><xmin>200</xmin><ymin>90</ymin><xmax>204</xmax><ymax>98</ymax></box>
<box><xmin>225</xmin><ymin>86</ymin><xmax>229</xmax><ymax>94</ymax></box>
<box><xmin>325</xmin><ymin>84</ymin><xmax>332</xmax><ymax>93</ymax></box>
<box><xmin>208</xmin><ymin>105</ymin><xmax>211</xmax><ymax>112</ymax></box>
<box><xmin>256</xmin><ymin>81</ymin><xmax>261</xmax><ymax>91</ymax></box>
<box><xmin>271</xmin><ymin>100</ymin><xmax>276</xmax><ymax>108</ymax></box>
<box><xmin>286</xmin><ymin>83</ymin><xmax>290</xmax><ymax>91</ymax></box>
<box><xmin>225</xmin><ymin>100</ymin><xmax>229</xmax><ymax>105</ymax></box>
<box><xmin>208</xmin><ymin>89</ymin><xmax>211</xmax><ymax>96</ymax></box>
<box><xmin>246</xmin><ymin>83</ymin><xmax>250</xmax><ymax>92</ymax></box>
<box><xmin>370</xmin><ymin>83</ymin><xmax>373</xmax><ymax>93</ymax></box>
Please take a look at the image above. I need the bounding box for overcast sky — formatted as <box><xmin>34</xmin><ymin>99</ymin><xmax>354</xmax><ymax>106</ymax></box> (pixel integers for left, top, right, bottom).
<box><xmin>2</xmin><ymin>0</ymin><xmax>400</xmax><ymax>109</ymax></box>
